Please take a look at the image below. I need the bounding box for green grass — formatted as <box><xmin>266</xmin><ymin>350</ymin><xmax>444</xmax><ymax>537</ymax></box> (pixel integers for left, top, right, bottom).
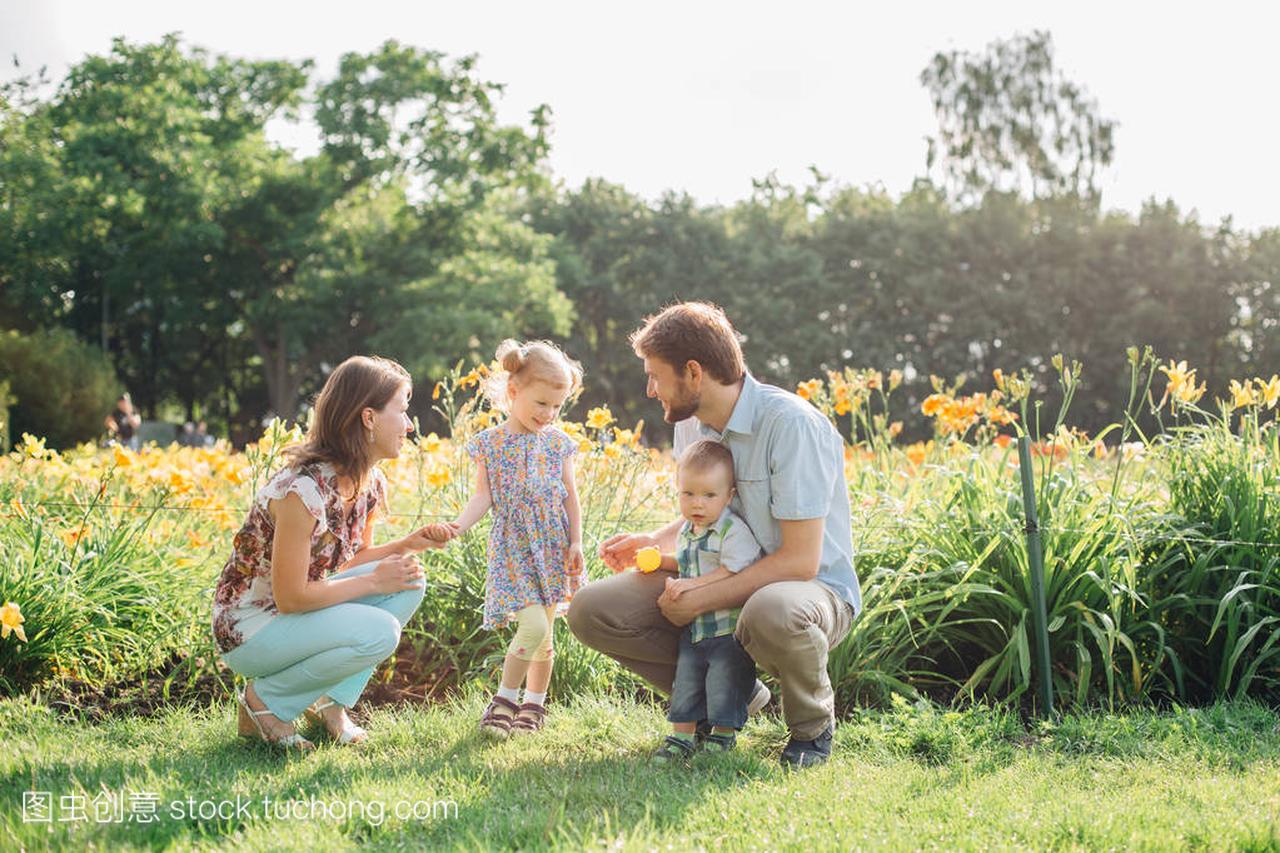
<box><xmin>2</xmin><ymin>693</ymin><xmax>1279</xmax><ymax>850</ymax></box>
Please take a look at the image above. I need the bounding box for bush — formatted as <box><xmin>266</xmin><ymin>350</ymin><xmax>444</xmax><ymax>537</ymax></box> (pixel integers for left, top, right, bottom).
<box><xmin>0</xmin><ymin>328</ymin><xmax>121</xmax><ymax>449</ymax></box>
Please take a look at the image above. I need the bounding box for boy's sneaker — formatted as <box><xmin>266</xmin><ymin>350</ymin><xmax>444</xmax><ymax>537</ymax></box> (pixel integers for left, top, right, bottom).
<box><xmin>747</xmin><ymin>681</ymin><xmax>771</xmax><ymax>716</ymax></box>
<box><xmin>779</xmin><ymin>724</ymin><xmax>833</xmax><ymax>769</ymax></box>
<box><xmin>701</xmin><ymin>731</ymin><xmax>737</xmax><ymax>753</ymax></box>
<box><xmin>651</xmin><ymin>735</ymin><xmax>697</xmax><ymax>765</ymax></box>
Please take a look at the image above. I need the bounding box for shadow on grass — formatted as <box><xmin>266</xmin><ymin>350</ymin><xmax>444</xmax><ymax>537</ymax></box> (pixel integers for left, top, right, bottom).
<box><xmin>0</xmin><ymin>700</ymin><xmax>774</xmax><ymax>848</ymax></box>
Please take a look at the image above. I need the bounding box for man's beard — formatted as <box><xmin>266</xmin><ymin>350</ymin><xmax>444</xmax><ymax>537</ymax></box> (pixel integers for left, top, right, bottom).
<box><xmin>663</xmin><ymin>385</ymin><xmax>700</xmax><ymax>423</ymax></box>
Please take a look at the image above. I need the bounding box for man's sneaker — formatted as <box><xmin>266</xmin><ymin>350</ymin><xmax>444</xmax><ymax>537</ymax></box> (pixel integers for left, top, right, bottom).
<box><xmin>779</xmin><ymin>724</ymin><xmax>833</xmax><ymax>769</ymax></box>
<box><xmin>747</xmin><ymin>681</ymin><xmax>771</xmax><ymax>716</ymax></box>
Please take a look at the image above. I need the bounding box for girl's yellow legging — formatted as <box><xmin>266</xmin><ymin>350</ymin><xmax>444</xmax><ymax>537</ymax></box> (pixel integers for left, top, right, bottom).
<box><xmin>508</xmin><ymin>604</ymin><xmax>557</xmax><ymax>662</ymax></box>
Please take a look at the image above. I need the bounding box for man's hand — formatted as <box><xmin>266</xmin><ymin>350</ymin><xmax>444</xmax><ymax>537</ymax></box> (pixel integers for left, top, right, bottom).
<box><xmin>598</xmin><ymin>532</ymin><xmax>658</xmax><ymax>574</ymax></box>
<box><xmin>664</xmin><ymin>575</ymin><xmax>696</xmax><ymax>600</ymax></box>
<box><xmin>657</xmin><ymin>579</ymin><xmax>704</xmax><ymax>626</ymax></box>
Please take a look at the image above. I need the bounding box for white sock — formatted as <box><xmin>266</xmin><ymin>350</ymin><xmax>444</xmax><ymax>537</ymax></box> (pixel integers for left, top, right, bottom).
<box><xmin>522</xmin><ymin>689</ymin><xmax>546</xmax><ymax>706</ymax></box>
<box><xmin>497</xmin><ymin>685</ymin><xmax>521</xmax><ymax>702</ymax></box>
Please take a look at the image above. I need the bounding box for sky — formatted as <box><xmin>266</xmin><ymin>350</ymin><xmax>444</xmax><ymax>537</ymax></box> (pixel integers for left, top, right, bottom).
<box><xmin>2</xmin><ymin>0</ymin><xmax>1277</xmax><ymax>230</ymax></box>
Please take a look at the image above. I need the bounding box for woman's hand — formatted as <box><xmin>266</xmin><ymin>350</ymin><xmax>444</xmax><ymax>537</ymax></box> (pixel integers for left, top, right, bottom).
<box><xmin>399</xmin><ymin>522</ymin><xmax>458</xmax><ymax>552</ymax></box>
<box><xmin>598</xmin><ymin>532</ymin><xmax>659</xmax><ymax>573</ymax></box>
<box><xmin>567</xmin><ymin>542</ymin><xmax>585</xmax><ymax>579</ymax></box>
<box><xmin>370</xmin><ymin>553</ymin><xmax>425</xmax><ymax>594</ymax></box>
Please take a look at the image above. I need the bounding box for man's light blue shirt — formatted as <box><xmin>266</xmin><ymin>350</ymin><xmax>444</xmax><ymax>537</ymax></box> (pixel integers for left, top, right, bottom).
<box><xmin>673</xmin><ymin>373</ymin><xmax>862</xmax><ymax>616</ymax></box>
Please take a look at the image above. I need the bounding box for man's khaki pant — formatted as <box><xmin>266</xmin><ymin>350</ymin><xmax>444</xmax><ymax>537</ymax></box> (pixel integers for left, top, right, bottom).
<box><xmin>567</xmin><ymin>571</ymin><xmax>853</xmax><ymax>739</ymax></box>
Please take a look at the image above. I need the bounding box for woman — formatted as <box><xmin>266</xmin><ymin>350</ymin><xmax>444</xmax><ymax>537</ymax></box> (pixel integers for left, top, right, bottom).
<box><xmin>211</xmin><ymin>355</ymin><xmax>454</xmax><ymax>749</ymax></box>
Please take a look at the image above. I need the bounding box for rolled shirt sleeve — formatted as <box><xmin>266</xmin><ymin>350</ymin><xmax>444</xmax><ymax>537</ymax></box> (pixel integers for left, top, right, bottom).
<box><xmin>718</xmin><ymin>514</ymin><xmax>763</xmax><ymax>572</ymax></box>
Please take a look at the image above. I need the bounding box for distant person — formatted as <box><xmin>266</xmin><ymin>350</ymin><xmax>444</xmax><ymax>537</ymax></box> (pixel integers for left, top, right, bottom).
<box><xmin>179</xmin><ymin>421</ymin><xmax>197</xmax><ymax>447</ymax></box>
<box><xmin>196</xmin><ymin>420</ymin><xmax>214</xmax><ymax>447</ymax></box>
<box><xmin>105</xmin><ymin>393</ymin><xmax>141</xmax><ymax>451</ymax></box>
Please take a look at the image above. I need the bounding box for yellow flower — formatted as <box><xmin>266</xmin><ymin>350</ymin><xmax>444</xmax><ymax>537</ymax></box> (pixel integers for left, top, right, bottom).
<box><xmin>1229</xmin><ymin>379</ymin><xmax>1257</xmax><ymax>409</ymax></box>
<box><xmin>795</xmin><ymin>379</ymin><xmax>822</xmax><ymax>401</ymax></box>
<box><xmin>432</xmin><ymin>382</ymin><xmax>443</xmax><ymax>400</ymax></box>
<box><xmin>427</xmin><ymin>467</ymin><xmax>452</xmax><ymax>488</ymax></box>
<box><xmin>1257</xmin><ymin>375</ymin><xmax>1280</xmax><ymax>409</ymax></box>
<box><xmin>0</xmin><ymin>602</ymin><xmax>26</xmax><ymax>643</ymax></box>
<box><xmin>19</xmin><ymin>433</ymin><xmax>47</xmax><ymax>459</ymax></box>
<box><xmin>603</xmin><ymin>444</ymin><xmax>622</xmax><ymax>460</ymax></box>
<box><xmin>60</xmin><ymin>527</ymin><xmax>87</xmax><ymax>549</ymax></box>
<box><xmin>420</xmin><ymin>432</ymin><xmax>444</xmax><ymax>454</ymax></box>
<box><xmin>187</xmin><ymin>529</ymin><xmax>209</xmax><ymax>549</ymax></box>
<box><xmin>905</xmin><ymin>441</ymin><xmax>930</xmax><ymax>467</ymax></box>
<box><xmin>9</xmin><ymin>496</ymin><xmax>28</xmax><ymax>520</ymax></box>
<box><xmin>888</xmin><ymin>369</ymin><xmax>903</xmax><ymax>391</ymax></box>
<box><xmin>992</xmin><ymin>368</ymin><xmax>1006</xmax><ymax>391</ymax></box>
<box><xmin>578</xmin><ymin>438</ymin><xmax>595</xmax><ymax>454</ymax></box>
<box><xmin>888</xmin><ymin>421</ymin><xmax>903</xmax><ymax>439</ymax></box>
<box><xmin>921</xmin><ymin>394</ymin><xmax>948</xmax><ymax>417</ymax></box>
<box><xmin>586</xmin><ymin>407</ymin><xmax>614</xmax><ymax>430</ymax></box>
<box><xmin>112</xmin><ymin>444</ymin><xmax>133</xmax><ymax>468</ymax></box>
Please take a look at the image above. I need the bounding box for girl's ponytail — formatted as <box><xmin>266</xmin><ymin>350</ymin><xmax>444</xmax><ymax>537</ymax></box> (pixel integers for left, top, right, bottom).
<box><xmin>496</xmin><ymin>339</ymin><xmax>526</xmax><ymax>375</ymax></box>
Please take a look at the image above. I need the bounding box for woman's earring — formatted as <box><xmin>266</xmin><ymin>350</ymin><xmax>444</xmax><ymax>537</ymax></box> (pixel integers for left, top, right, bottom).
<box><xmin>367</xmin><ymin>428</ymin><xmax>375</xmax><ymax>444</ymax></box>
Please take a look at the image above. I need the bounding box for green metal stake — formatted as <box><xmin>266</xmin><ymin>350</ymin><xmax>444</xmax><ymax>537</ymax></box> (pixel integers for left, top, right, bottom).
<box><xmin>1016</xmin><ymin>435</ymin><xmax>1054</xmax><ymax>714</ymax></box>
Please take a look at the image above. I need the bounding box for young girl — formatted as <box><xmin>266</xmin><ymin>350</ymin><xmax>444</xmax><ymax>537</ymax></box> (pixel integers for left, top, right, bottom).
<box><xmin>451</xmin><ymin>339</ymin><xmax>585</xmax><ymax>737</ymax></box>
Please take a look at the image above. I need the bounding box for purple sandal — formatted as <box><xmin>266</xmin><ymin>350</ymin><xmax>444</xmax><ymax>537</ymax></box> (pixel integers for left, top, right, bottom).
<box><xmin>509</xmin><ymin>702</ymin><xmax>546</xmax><ymax>734</ymax></box>
<box><xmin>479</xmin><ymin>695</ymin><xmax>520</xmax><ymax>739</ymax></box>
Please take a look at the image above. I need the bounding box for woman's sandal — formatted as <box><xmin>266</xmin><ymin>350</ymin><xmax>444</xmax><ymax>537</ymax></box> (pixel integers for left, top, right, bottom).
<box><xmin>304</xmin><ymin>698</ymin><xmax>368</xmax><ymax>745</ymax></box>
<box><xmin>236</xmin><ymin>687</ymin><xmax>313</xmax><ymax>752</ymax></box>
<box><xmin>508</xmin><ymin>702</ymin><xmax>546</xmax><ymax>735</ymax></box>
<box><xmin>479</xmin><ymin>695</ymin><xmax>521</xmax><ymax>739</ymax></box>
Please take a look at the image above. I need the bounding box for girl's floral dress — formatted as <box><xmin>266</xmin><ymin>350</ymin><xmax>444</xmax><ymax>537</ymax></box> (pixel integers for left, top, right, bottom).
<box><xmin>212</xmin><ymin>462</ymin><xmax>386</xmax><ymax>655</ymax></box>
<box><xmin>467</xmin><ymin>425</ymin><xmax>578</xmax><ymax>629</ymax></box>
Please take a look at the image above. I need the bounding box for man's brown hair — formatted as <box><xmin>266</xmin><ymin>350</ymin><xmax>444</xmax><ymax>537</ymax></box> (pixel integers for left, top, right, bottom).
<box><xmin>629</xmin><ymin>301</ymin><xmax>746</xmax><ymax>384</ymax></box>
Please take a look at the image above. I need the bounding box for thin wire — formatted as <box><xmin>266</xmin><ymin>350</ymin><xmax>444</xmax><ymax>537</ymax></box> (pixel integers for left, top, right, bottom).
<box><xmin>5</xmin><ymin>500</ymin><xmax>1280</xmax><ymax>550</ymax></box>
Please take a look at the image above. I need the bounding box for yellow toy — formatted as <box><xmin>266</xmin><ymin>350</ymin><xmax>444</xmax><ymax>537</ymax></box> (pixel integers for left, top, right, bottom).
<box><xmin>635</xmin><ymin>546</ymin><xmax>662</xmax><ymax>574</ymax></box>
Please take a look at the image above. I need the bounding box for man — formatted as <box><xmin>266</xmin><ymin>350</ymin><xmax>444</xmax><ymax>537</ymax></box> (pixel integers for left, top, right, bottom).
<box><xmin>567</xmin><ymin>301</ymin><xmax>861</xmax><ymax>768</ymax></box>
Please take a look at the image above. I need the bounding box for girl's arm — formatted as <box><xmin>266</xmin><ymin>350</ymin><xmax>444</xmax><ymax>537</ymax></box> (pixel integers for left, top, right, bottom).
<box><xmin>563</xmin><ymin>453</ymin><xmax>584</xmax><ymax>575</ymax></box>
<box><xmin>453</xmin><ymin>460</ymin><xmax>492</xmax><ymax>534</ymax></box>
<box><xmin>563</xmin><ymin>454</ymin><xmax>582</xmax><ymax>548</ymax></box>
<box><xmin>270</xmin><ymin>493</ymin><xmax>423</xmax><ymax>613</ymax></box>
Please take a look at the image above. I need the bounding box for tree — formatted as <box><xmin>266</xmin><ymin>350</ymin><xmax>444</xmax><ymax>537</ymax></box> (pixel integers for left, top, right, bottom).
<box><xmin>921</xmin><ymin>31</ymin><xmax>1117</xmax><ymax>202</ymax></box>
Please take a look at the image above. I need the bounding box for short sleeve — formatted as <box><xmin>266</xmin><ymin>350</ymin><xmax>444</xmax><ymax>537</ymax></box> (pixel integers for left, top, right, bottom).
<box><xmin>465</xmin><ymin>429</ymin><xmax>489</xmax><ymax>465</ymax></box>
<box><xmin>257</xmin><ymin>467</ymin><xmax>326</xmax><ymax>529</ymax></box>
<box><xmin>370</xmin><ymin>467</ymin><xmax>389</xmax><ymax>515</ymax></box>
<box><xmin>768</xmin><ymin>413</ymin><xmax>839</xmax><ymax>520</ymax></box>
<box><xmin>557</xmin><ymin>428</ymin><xmax>578</xmax><ymax>462</ymax></box>
<box><xmin>719</xmin><ymin>515</ymin><xmax>763</xmax><ymax>572</ymax></box>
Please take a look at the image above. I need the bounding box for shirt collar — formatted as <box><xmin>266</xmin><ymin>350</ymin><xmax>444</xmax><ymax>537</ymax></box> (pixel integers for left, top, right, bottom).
<box><xmin>719</xmin><ymin>372</ymin><xmax>759</xmax><ymax>437</ymax></box>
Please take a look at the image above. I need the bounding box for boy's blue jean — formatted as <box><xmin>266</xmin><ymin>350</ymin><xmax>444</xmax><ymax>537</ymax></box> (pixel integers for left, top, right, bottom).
<box><xmin>219</xmin><ymin>560</ymin><xmax>425</xmax><ymax>722</ymax></box>
<box><xmin>667</xmin><ymin>629</ymin><xmax>756</xmax><ymax>730</ymax></box>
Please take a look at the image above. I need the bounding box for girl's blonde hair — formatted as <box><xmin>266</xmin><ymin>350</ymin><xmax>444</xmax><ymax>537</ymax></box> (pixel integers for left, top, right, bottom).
<box><xmin>483</xmin><ymin>339</ymin><xmax>583</xmax><ymax>413</ymax></box>
<box><xmin>284</xmin><ymin>355</ymin><xmax>412</xmax><ymax>488</ymax></box>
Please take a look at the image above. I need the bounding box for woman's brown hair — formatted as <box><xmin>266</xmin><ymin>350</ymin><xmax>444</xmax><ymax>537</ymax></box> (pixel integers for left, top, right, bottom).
<box><xmin>283</xmin><ymin>355</ymin><xmax>411</xmax><ymax>489</ymax></box>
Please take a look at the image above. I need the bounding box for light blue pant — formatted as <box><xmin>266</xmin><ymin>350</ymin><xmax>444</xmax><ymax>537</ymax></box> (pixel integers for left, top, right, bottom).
<box><xmin>220</xmin><ymin>560</ymin><xmax>425</xmax><ymax>721</ymax></box>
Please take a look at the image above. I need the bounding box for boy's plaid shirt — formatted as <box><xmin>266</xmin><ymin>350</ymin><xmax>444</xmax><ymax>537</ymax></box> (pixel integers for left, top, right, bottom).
<box><xmin>676</xmin><ymin>514</ymin><xmax>743</xmax><ymax>644</ymax></box>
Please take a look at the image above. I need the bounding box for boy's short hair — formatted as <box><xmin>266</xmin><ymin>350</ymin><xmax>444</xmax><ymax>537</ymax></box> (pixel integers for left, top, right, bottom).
<box><xmin>677</xmin><ymin>439</ymin><xmax>735</xmax><ymax>482</ymax></box>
